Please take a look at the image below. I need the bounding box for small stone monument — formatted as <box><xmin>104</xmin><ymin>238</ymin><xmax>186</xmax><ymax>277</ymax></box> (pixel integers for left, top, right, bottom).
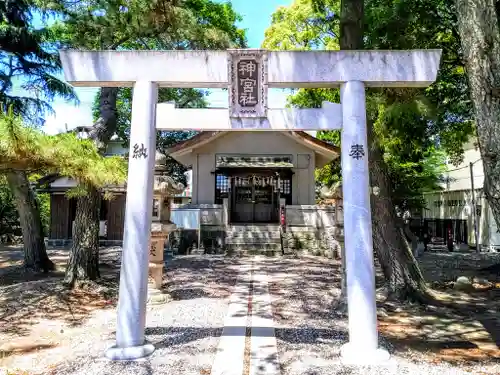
<box><xmin>148</xmin><ymin>152</ymin><xmax>184</xmax><ymax>305</ymax></box>
<box><xmin>319</xmin><ymin>183</ymin><xmax>343</xmax><ymax>259</ymax></box>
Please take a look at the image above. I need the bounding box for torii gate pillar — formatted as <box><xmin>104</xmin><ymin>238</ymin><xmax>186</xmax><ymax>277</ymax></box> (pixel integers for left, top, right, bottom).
<box><xmin>59</xmin><ymin>48</ymin><xmax>441</xmax><ymax>365</ymax></box>
<box><xmin>339</xmin><ymin>80</ymin><xmax>382</xmax><ymax>362</ymax></box>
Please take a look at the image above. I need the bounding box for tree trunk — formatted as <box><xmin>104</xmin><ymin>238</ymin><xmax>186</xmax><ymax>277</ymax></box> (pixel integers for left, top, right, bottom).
<box><xmin>367</xmin><ymin>126</ymin><xmax>429</xmax><ymax>301</ymax></box>
<box><xmin>340</xmin><ymin>0</ymin><xmax>364</xmax><ymax>50</ymax></box>
<box><xmin>403</xmin><ymin>219</ymin><xmax>421</xmax><ymax>257</ymax></box>
<box><xmin>65</xmin><ymin>87</ymin><xmax>119</xmax><ymax>287</ymax></box>
<box><xmin>6</xmin><ymin>171</ymin><xmax>55</xmax><ymax>272</ymax></box>
<box><xmin>87</xmin><ymin>87</ymin><xmax>120</xmax><ymax>152</ymax></box>
<box><xmin>64</xmin><ymin>184</ymin><xmax>101</xmax><ymax>287</ymax></box>
<box><xmin>455</xmin><ymin>0</ymin><xmax>500</xmax><ymax>232</ymax></box>
<box><xmin>340</xmin><ymin>0</ymin><xmax>430</xmax><ymax>302</ymax></box>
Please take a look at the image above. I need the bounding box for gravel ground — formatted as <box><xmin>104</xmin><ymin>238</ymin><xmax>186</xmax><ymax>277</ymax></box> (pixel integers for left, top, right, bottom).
<box><xmin>417</xmin><ymin>250</ymin><xmax>500</xmax><ymax>283</ymax></box>
<box><xmin>0</xmin><ymin>251</ymin><xmax>243</xmax><ymax>375</ymax></box>
<box><xmin>49</xmin><ymin>297</ymin><xmax>228</xmax><ymax>375</ymax></box>
<box><xmin>265</xmin><ymin>254</ymin><xmax>500</xmax><ymax>375</ymax></box>
<box><xmin>2</xmin><ymin>248</ymin><xmax>499</xmax><ymax>375</ymax></box>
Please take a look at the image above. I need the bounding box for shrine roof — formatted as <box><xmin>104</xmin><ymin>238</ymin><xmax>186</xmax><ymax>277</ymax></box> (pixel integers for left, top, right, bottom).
<box><xmin>167</xmin><ymin>131</ymin><xmax>340</xmax><ymax>158</ymax></box>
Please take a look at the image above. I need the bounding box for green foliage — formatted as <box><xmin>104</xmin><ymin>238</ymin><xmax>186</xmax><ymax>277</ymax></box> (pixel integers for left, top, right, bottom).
<box><xmin>363</xmin><ymin>0</ymin><xmax>474</xmax><ymax>166</ymax></box>
<box><xmin>0</xmin><ymin>111</ymin><xmax>127</xmax><ymax>191</ymax></box>
<box><xmin>47</xmin><ymin>0</ymin><xmax>247</xmax><ymax>50</ymax></box>
<box><xmin>0</xmin><ymin>0</ymin><xmax>74</xmax><ymax>243</ymax></box>
<box><xmin>0</xmin><ymin>173</ymin><xmax>51</xmax><ymax>243</ymax></box>
<box><xmin>37</xmin><ymin>192</ymin><xmax>50</xmax><ymax>235</ymax></box>
<box><xmin>0</xmin><ymin>0</ymin><xmax>76</xmax><ymax>125</ymax></box>
<box><xmin>263</xmin><ymin>0</ymin><xmax>473</xmax><ymax>212</ymax></box>
<box><xmin>263</xmin><ymin>0</ymin><xmax>339</xmax><ymax>50</ymax></box>
<box><xmin>315</xmin><ymin>130</ymin><xmax>341</xmax><ymax>187</ymax></box>
<box><xmin>0</xmin><ymin>176</ymin><xmax>20</xmax><ymax>242</ymax></box>
<box><xmin>28</xmin><ymin>172</ymin><xmax>51</xmax><ymax>235</ymax></box>
<box><xmin>373</xmin><ymin>95</ymin><xmax>448</xmax><ymax>208</ymax></box>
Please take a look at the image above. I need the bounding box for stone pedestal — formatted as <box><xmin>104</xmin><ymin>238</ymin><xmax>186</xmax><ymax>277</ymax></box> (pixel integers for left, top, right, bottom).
<box><xmin>147</xmin><ymin>222</ymin><xmax>176</xmax><ymax>305</ymax></box>
<box><xmin>146</xmin><ymin>170</ymin><xmax>184</xmax><ymax>306</ymax></box>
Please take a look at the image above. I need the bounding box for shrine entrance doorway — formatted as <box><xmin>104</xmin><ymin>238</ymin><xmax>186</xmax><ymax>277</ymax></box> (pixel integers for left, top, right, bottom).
<box><xmin>220</xmin><ymin>169</ymin><xmax>292</xmax><ymax>224</ymax></box>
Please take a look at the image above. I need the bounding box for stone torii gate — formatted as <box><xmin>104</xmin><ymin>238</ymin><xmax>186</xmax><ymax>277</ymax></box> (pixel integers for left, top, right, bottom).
<box><xmin>59</xmin><ymin>48</ymin><xmax>441</xmax><ymax>364</ymax></box>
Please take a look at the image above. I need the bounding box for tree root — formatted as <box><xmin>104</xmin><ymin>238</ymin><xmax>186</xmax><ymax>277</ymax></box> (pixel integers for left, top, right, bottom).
<box><xmin>23</xmin><ymin>258</ymin><xmax>56</xmax><ymax>273</ymax></box>
<box><xmin>384</xmin><ymin>283</ymin><xmax>491</xmax><ymax>315</ymax></box>
<box><xmin>63</xmin><ymin>276</ymin><xmax>103</xmax><ymax>291</ymax></box>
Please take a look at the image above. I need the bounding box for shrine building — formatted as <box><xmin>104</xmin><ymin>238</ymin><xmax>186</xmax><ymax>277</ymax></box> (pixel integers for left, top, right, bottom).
<box><xmin>39</xmin><ymin>127</ymin><xmax>343</xmax><ymax>255</ymax></box>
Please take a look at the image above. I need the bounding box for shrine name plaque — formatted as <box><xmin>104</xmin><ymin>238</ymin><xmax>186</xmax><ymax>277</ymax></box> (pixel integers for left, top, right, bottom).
<box><xmin>228</xmin><ymin>49</ymin><xmax>268</xmax><ymax>118</ymax></box>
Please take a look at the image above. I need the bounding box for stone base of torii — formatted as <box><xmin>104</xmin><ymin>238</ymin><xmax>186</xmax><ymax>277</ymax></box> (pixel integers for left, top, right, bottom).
<box><xmin>59</xmin><ymin>48</ymin><xmax>441</xmax><ymax>365</ymax></box>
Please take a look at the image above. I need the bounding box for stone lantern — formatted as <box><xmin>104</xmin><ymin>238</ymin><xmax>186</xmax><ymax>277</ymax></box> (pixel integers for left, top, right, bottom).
<box><xmin>148</xmin><ymin>151</ymin><xmax>184</xmax><ymax>304</ymax></box>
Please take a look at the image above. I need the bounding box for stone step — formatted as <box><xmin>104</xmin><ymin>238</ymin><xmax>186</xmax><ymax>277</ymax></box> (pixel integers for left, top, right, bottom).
<box><xmin>225</xmin><ymin>232</ymin><xmax>281</xmax><ymax>240</ymax></box>
<box><xmin>228</xmin><ymin>224</ymin><xmax>281</xmax><ymax>232</ymax></box>
<box><xmin>225</xmin><ymin>243</ymin><xmax>283</xmax><ymax>256</ymax></box>
<box><xmin>225</xmin><ymin>237</ymin><xmax>281</xmax><ymax>244</ymax></box>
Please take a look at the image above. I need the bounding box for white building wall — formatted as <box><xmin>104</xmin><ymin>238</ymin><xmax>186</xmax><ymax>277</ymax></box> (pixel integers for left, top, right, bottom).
<box><xmin>442</xmin><ymin>138</ymin><xmax>483</xmax><ymax>191</ymax></box>
<box><xmin>196</xmin><ymin>153</ymin><xmax>216</xmax><ymax>204</ymax></box>
<box><xmin>105</xmin><ymin>141</ymin><xmax>128</xmax><ymax>156</ymax></box>
<box><xmin>423</xmin><ymin>137</ymin><xmax>500</xmax><ymax>250</ymax></box>
<box><xmin>51</xmin><ymin>176</ymin><xmax>77</xmax><ymax>188</ymax></box>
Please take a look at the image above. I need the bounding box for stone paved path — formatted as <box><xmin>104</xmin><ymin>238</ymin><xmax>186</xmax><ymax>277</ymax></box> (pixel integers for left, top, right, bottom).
<box><xmin>211</xmin><ymin>256</ymin><xmax>281</xmax><ymax>375</ymax></box>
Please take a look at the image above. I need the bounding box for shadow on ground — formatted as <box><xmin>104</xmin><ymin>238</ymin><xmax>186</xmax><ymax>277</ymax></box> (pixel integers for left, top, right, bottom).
<box><xmin>264</xmin><ymin>252</ymin><xmax>500</xmax><ymax>367</ymax></box>
<box><xmin>2</xmin><ymin>245</ymin><xmax>500</xmax><ymax>372</ymax></box>
<box><xmin>0</xmin><ymin>246</ymin><xmax>121</xmax><ymax>339</ymax></box>
<box><xmin>0</xmin><ymin>247</ymin><xmax>242</xmax><ymax>366</ymax></box>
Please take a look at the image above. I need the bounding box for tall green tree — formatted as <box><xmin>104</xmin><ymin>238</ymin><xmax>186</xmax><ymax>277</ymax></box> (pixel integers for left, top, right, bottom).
<box><xmin>454</xmin><ymin>0</ymin><xmax>500</xmax><ymax>236</ymax></box>
<box><xmin>265</xmin><ymin>0</ymin><xmax>456</xmax><ymax>212</ymax></box>
<box><xmin>0</xmin><ymin>0</ymin><xmax>75</xmax><ymax>122</ymax></box>
<box><xmin>0</xmin><ymin>111</ymin><xmax>126</xmax><ymax>280</ymax></box>
<box><xmin>46</xmin><ymin>0</ymin><xmax>247</xmax><ymax>286</ymax></box>
<box><xmin>264</xmin><ymin>0</ymin><xmax>474</xmax><ymax>301</ymax></box>
<box><xmin>0</xmin><ymin>0</ymin><xmax>76</xmax><ymax>272</ymax></box>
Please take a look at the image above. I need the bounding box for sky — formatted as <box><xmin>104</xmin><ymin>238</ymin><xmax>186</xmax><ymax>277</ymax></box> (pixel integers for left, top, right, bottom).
<box><xmin>34</xmin><ymin>0</ymin><xmax>293</xmax><ymax>135</ymax></box>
